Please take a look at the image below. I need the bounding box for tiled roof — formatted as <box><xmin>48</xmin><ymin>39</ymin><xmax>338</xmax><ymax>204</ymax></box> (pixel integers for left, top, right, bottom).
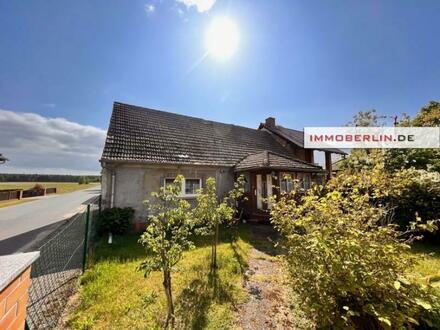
<box><xmin>260</xmin><ymin>124</ymin><xmax>346</xmax><ymax>155</ymax></box>
<box><xmin>101</xmin><ymin>102</ymin><xmax>301</xmax><ymax>167</ymax></box>
<box><xmin>234</xmin><ymin>151</ymin><xmax>323</xmax><ymax>172</ymax></box>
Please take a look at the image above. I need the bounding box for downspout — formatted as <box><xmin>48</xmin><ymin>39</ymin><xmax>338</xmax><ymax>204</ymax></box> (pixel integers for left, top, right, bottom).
<box><xmin>110</xmin><ymin>171</ymin><xmax>115</xmax><ymax>208</ymax></box>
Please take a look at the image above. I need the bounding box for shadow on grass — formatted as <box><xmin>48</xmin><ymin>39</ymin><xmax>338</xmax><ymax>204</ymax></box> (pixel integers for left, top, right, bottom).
<box><xmin>92</xmin><ymin>234</ymin><xmax>146</xmax><ymax>263</ymax></box>
<box><xmin>91</xmin><ymin>223</ymin><xmax>283</xmax><ymax>269</ymax></box>
<box><xmin>175</xmin><ymin>268</ymin><xmax>238</xmax><ymax>329</ymax></box>
<box><xmin>230</xmin><ymin>238</ymin><xmax>248</xmax><ymax>275</ymax></box>
<box><xmin>246</xmin><ymin>223</ymin><xmax>284</xmax><ymax>256</ymax></box>
<box><xmin>174</xmin><ymin>225</ymin><xmax>250</xmax><ymax>329</ymax></box>
<box><xmin>410</xmin><ymin>242</ymin><xmax>440</xmax><ymax>255</ymax></box>
<box><xmin>86</xmin><ymin>224</ymin><xmax>283</xmax><ymax>328</ymax></box>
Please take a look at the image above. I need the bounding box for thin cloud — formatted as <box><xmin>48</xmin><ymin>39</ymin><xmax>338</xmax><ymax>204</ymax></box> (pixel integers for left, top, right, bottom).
<box><xmin>176</xmin><ymin>0</ymin><xmax>216</xmax><ymax>13</ymax></box>
<box><xmin>42</xmin><ymin>103</ymin><xmax>56</xmax><ymax>108</ymax></box>
<box><xmin>144</xmin><ymin>3</ymin><xmax>155</xmax><ymax>13</ymax></box>
<box><xmin>0</xmin><ymin>109</ymin><xmax>106</xmax><ymax>175</ymax></box>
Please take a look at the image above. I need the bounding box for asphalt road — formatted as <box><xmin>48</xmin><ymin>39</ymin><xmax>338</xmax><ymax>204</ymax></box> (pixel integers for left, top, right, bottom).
<box><xmin>0</xmin><ymin>186</ymin><xmax>100</xmax><ymax>254</ymax></box>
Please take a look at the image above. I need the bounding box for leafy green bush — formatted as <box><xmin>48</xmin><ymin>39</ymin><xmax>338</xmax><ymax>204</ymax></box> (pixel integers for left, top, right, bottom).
<box><xmin>98</xmin><ymin>207</ymin><xmax>134</xmax><ymax>235</ymax></box>
<box><xmin>390</xmin><ymin>170</ymin><xmax>440</xmax><ymax>239</ymax></box>
<box><xmin>271</xmin><ymin>182</ymin><xmax>440</xmax><ymax>328</ymax></box>
<box><xmin>335</xmin><ymin>151</ymin><xmax>440</xmax><ymax>241</ymax></box>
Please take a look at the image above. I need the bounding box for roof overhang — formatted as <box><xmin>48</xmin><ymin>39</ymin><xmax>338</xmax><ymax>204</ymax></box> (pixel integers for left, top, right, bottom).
<box><xmin>100</xmin><ymin>158</ymin><xmax>233</xmax><ymax>168</ymax></box>
<box><xmin>234</xmin><ymin>166</ymin><xmax>325</xmax><ymax>173</ymax></box>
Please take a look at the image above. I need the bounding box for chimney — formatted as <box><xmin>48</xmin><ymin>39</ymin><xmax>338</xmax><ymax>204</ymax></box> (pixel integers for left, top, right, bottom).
<box><xmin>265</xmin><ymin>117</ymin><xmax>276</xmax><ymax>127</ymax></box>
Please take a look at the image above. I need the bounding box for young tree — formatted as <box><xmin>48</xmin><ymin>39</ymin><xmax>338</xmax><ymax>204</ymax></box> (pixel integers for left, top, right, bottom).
<box><xmin>138</xmin><ymin>175</ymin><xmax>194</xmax><ymax>329</ymax></box>
<box><xmin>194</xmin><ymin>176</ymin><xmax>245</xmax><ymax>270</ymax></box>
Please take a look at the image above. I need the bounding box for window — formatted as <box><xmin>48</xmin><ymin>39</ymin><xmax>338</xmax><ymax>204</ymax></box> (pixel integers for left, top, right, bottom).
<box><xmin>297</xmin><ymin>173</ymin><xmax>311</xmax><ymax>190</ymax></box>
<box><xmin>185</xmin><ymin>179</ymin><xmax>201</xmax><ymax>195</ymax></box>
<box><xmin>303</xmin><ymin>174</ymin><xmax>311</xmax><ymax>189</ymax></box>
<box><xmin>242</xmin><ymin>173</ymin><xmax>250</xmax><ymax>193</ymax></box>
<box><xmin>163</xmin><ymin>177</ymin><xmax>201</xmax><ymax>197</ymax></box>
<box><xmin>280</xmin><ymin>173</ymin><xmax>295</xmax><ymax>193</ymax></box>
<box><xmin>164</xmin><ymin>178</ymin><xmax>175</xmax><ymax>188</ymax></box>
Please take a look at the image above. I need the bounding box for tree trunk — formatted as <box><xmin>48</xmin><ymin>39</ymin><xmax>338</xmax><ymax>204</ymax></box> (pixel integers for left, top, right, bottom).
<box><xmin>163</xmin><ymin>270</ymin><xmax>175</xmax><ymax>329</ymax></box>
<box><xmin>211</xmin><ymin>238</ymin><xmax>215</xmax><ymax>269</ymax></box>
<box><xmin>212</xmin><ymin>222</ymin><xmax>219</xmax><ymax>269</ymax></box>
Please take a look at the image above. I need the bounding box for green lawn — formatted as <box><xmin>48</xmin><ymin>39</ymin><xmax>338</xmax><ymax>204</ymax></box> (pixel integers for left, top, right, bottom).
<box><xmin>67</xmin><ymin>225</ymin><xmax>440</xmax><ymax>329</ymax></box>
<box><xmin>67</xmin><ymin>226</ymin><xmax>252</xmax><ymax>330</ymax></box>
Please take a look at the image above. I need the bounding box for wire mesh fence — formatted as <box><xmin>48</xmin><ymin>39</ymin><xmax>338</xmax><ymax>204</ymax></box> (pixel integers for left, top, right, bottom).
<box><xmin>25</xmin><ymin>196</ymin><xmax>101</xmax><ymax>330</ymax></box>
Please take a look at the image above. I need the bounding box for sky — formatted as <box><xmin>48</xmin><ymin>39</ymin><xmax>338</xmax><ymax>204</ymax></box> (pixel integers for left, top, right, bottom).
<box><xmin>0</xmin><ymin>0</ymin><xmax>439</xmax><ymax>174</ymax></box>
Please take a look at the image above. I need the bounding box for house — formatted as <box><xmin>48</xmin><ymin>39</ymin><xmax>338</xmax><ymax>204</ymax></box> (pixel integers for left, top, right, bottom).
<box><xmin>100</xmin><ymin>102</ymin><xmax>345</xmax><ymax>226</ymax></box>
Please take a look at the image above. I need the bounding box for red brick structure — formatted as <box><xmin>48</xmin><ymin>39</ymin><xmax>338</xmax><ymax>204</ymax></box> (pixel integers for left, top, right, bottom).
<box><xmin>0</xmin><ymin>252</ymin><xmax>39</xmax><ymax>330</ymax></box>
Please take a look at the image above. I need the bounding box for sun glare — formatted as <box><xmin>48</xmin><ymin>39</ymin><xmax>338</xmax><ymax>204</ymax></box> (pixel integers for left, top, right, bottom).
<box><xmin>205</xmin><ymin>17</ymin><xmax>240</xmax><ymax>61</ymax></box>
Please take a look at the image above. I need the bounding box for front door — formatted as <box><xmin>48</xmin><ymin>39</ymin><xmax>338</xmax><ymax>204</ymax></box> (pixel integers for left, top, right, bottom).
<box><xmin>255</xmin><ymin>173</ymin><xmax>273</xmax><ymax>210</ymax></box>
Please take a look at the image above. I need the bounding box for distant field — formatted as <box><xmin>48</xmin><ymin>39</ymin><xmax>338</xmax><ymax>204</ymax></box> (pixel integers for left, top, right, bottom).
<box><xmin>0</xmin><ymin>182</ymin><xmax>99</xmax><ymax>194</ymax></box>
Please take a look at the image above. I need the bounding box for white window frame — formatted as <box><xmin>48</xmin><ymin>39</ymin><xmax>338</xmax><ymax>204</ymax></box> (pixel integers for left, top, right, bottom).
<box><xmin>280</xmin><ymin>172</ymin><xmax>295</xmax><ymax>193</ymax></box>
<box><xmin>163</xmin><ymin>177</ymin><xmax>202</xmax><ymax>197</ymax></box>
<box><xmin>297</xmin><ymin>173</ymin><xmax>312</xmax><ymax>190</ymax></box>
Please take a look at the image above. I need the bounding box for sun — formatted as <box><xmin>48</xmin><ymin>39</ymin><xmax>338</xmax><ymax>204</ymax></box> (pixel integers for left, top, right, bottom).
<box><xmin>205</xmin><ymin>17</ymin><xmax>240</xmax><ymax>61</ymax></box>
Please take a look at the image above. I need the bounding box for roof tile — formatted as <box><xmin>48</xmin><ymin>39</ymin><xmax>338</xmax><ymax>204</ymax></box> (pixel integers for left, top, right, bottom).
<box><xmin>102</xmin><ymin>103</ymin><xmax>304</xmax><ymax>167</ymax></box>
<box><xmin>235</xmin><ymin>151</ymin><xmax>322</xmax><ymax>171</ymax></box>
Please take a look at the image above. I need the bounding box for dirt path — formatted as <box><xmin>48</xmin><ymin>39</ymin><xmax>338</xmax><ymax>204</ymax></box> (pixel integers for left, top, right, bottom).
<box><xmin>238</xmin><ymin>225</ymin><xmax>295</xmax><ymax>330</ymax></box>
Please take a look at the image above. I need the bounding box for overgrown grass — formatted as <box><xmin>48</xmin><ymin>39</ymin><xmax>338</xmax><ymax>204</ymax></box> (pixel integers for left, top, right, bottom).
<box><xmin>67</xmin><ymin>226</ymin><xmax>252</xmax><ymax>329</ymax></box>
<box><xmin>0</xmin><ymin>182</ymin><xmax>99</xmax><ymax>194</ymax></box>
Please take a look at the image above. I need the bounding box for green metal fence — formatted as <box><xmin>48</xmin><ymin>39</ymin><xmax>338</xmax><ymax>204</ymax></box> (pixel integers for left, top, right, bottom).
<box><xmin>25</xmin><ymin>196</ymin><xmax>101</xmax><ymax>329</ymax></box>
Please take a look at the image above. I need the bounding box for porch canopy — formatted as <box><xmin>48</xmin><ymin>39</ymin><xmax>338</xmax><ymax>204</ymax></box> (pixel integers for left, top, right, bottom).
<box><xmin>234</xmin><ymin>150</ymin><xmax>323</xmax><ymax>173</ymax></box>
<box><xmin>233</xmin><ymin>151</ymin><xmax>324</xmax><ymax>221</ymax></box>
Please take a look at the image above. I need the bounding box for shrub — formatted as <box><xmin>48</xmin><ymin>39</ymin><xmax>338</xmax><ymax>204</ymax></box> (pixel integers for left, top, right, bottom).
<box><xmin>390</xmin><ymin>169</ymin><xmax>440</xmax><ymax>240</ymax></box>
<box><xmin>334</xmin><ymin>152</ymin><xmax>440</xmax><ymax>241</ymax></box>
<box><xmin>271</xmin><ymin>184</ymin><xmax>440</xmax><ymax>328</ymax></box>
<box><xmin>98</xmin><ymin>207</ymin><xmax>134</xmax><ymax>235</ymax></box>
<box><xmin>33</xmin><ymin>183</ymin><xmax>45</xmax><ymax>190</ymax></box>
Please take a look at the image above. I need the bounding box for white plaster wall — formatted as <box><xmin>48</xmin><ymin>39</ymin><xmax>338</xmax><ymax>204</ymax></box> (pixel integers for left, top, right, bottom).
<box><xmin>102</xmin><ymin>163</ymin><xmax>235</xmax><ymax>223</ymax></box>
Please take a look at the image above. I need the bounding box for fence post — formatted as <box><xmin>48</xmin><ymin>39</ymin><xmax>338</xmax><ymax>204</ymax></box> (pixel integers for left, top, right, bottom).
<box><xmin>82</xmin><ymin>204</ymin><xmax>91</xmax><ymax>272</ymax></box>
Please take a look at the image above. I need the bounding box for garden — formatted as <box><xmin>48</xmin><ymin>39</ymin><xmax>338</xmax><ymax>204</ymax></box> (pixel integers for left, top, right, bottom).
<box><xmin>67</xmin><ymin>103</ymin><xmax>440</xmax><ymax>329</ymax></box>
